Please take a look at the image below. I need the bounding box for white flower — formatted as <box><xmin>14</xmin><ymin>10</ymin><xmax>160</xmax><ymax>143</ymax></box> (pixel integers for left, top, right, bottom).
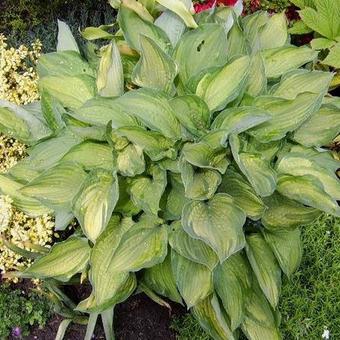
<box><xmin>322</xmin><ymin>328</ymin><xmax>330</xmax><ymax>339</ymax></box>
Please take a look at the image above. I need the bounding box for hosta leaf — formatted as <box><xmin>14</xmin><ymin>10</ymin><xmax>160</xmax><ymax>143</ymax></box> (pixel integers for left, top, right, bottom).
<box><xmin>196</xmin><ymin>55</ymin><xmax>250</xmax><ymax>112</ymax></box>
<box><xmin>276</xmin><ymin>154</ymin><xmax>340</xmax><ymax>200</ymax></box>
<box><xmin>241</xmin><ymin>282</ymin><xmax>281</xmax><ymax>340</ymax></box>
<box><xmin>174</xmin><ymin>24</ymin><xmax>228</xmax><ymax>85</ymax></box>
<box><xmin>129</xmin><ymin>165</ymin><xmax>167</xmax><ymax>215</ymax></box>
<box><xmin>219</xmin><ymin>169</ymin><xmax>265</xmax><ymax>220</ymax></box>
<box><xmin>263</xmin><ymin>228</ymin><xmax>302</xmax><ymax>278</ymax></box>
<box><xmin>323</xmin><ymin>42</ymin><xmax>340</xmax><ymax>68</ymax></box>
<box><xmin>171</xmin><ymin>250</ymin><xmax>212</xmax><ymax>308</ymax></box>
<box><xmin>61</xmin><ymin>141</ymin><xmax>114</xmax><ymax>171</ymax></box>
<box><xmin>132</xmin><ymin>35</ymin><xmax>177</xmax><ymax>93</ymax></box>
<box><xmin>57</xmin><ymin>20</ymin><xmax>79</xmax><ymax>53</ymax></box>
<box><xmin>230</xmin><ymin>134</ymin><xmax>277</xmax><ymax>197</ymax></box>
<box><xmin>21</xmin><ymin>162</ymin><xmax>87</xmax><ymax>210</ymax></box>
<box><xmin>182</xmin><ymin>193</ymin><xmax>246</xmax><ymax>262</ymax></box>
<box><xmin>97</xmin><ymin>41</ymin><xmax>124</xmax><ymax>97</ymax></box>
<box><xmin>24</xmin><ymin>237</ymin><xmax>90</xmax><ymax>281</ymax></box>
<box><xmin>180</xmin><ymin>159</ymin><xmax>222</xmax><ymax>201</ymax></box>
<box><xmin>246</xmin><ymin>234</ymin><xmax>281</xmax><ymax>308</ymax></box>
<box><xmin>142</xmin><ymin>252</ymin><xmax>182</xmax><ymax>304</ymax></box>
<box><xmin>81</xmin><ymin>26</ymin><xmax>115</xmax><ymax>41</ymax></box>
<box><xmin>262</xmin><ymin>46</ymin><xmax>317</xmax><ymax>78</ymax></box>
<box><xmin>155</xmin><ymin>0</ymin><xmax>197</xmax><ymax>28</ymax></box>
<box><xmin>271</xmin><ymin>70</ymin><xmax>333</xmax><ymax>99</ymax></box>
<box><xmin>293</xmin><ymin>104</ymin><xmax>340</xmax><ymax>147</ymax></box>
<box><xmin>117</xmin><ymin>144</ymin><xmax>145</xmax><ymax>177</ymax></box>
<box><xmin>169</xmin><ymin>95</ymin><xmax>211</xmax><ymax>138</ymax></box>
<box><xmin>248</xmin><ymin>92</ymin><xmax>323</xmax><ymax>142</ymax></box>
<box><xmin>169</xmin><ymin>221</ymin><xmax>219</xmax><ymax>270</ymax></box>
<box><xmin>121</xmin><ymin>0</ymin><xmax>154</xmax><ymax>22</ymax></box>
<box><xmin>39</xmin><ymin>75</ymin><xmax>96</xmax><ymax>110</ymax></box>
<box><xmin>37</xmin><ymin>51</ymin><xmax>94</xmax><ymax>78</ymax></box>
<box><xmin>227</xmin><ymin>18</ymin><xmax>248</xmax><ymax>59</ymax></box>
<box><xmin>0</xmin><ymin>175</ymin><xmax>51</xmax><ymax>216</ymax></box>
<box><xmin>7</xmin><ymin>160</ymin><xmax>40</xmax><ymax>184</ymax></box>
<box><xmin>118</xmin><ymin>5</ymin><xmax>171</xmax><ymax>53</ymax></box>
<box><xmin>73</xmin><ymin>170</ymin><xmax>119</xmax><ymax>243</ymax></box>
<box><xmin>277</xmin><ymin>175</ymin><xmax>340</xmax><ymax>216</ymax></box>
<box><xmin>214</xmin><ymin>253</ymin><xmax>252</xmax><ymax>330</ymax></box>
<box><xmin>192</xmin><ymin>294</ymin><xmax>235</xmax><ymax>340</ymax></box>
<box><xmin>262</xmin><ymin>192</ymin><xmax>321</xmax><ymax>231</ymax></box>
<box><xmin>245</xmin><ymin>53</ymin><xmax>267</xmax><ymax>96</ymax></box>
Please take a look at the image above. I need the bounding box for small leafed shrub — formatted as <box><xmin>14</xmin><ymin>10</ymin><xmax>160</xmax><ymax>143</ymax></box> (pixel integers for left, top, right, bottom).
<box><xmin>0</xmin><ymin>0</ymin><xmax>339</xmax><ymax>339</ymax></box>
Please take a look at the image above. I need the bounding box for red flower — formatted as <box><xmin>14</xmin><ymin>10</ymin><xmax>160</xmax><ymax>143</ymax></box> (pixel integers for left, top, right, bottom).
<box><xmin>194</xmin><ymin>0</ymin><xmax>238</xmax><ymax>14</ymax></box>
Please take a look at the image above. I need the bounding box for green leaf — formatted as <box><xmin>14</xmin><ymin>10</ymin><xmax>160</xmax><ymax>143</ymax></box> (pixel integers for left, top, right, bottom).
<box><xmin>262</xmin><ymin>46</ymin><xmax>317</xmax><ymax>78</ymax></box>
<box><xmin>277</xmin><ymin>174</ymin><xmax>340</xmax><ymax>216</ymax></box>
<box><xmin>261</xmin><ymin>192</ymin><xmax>321</xmax><ymax>231</ymax></box>
<box><xmin>39</xmin><ymin>75</ymin><xmax>96</xmax><ymax>110</ymax></box>
<box><xmin>214</xmin><ymin>252</ymin><xmax>252</xmax><ymax>330</ymax></box>
<box><xmin>311</xmin><ymin>37</ymin><xmax>336</xmax><ymax>50</ymax></box>
<box><xmin>248</xmin><ymin>92</ymin><xmax>323</xmax><ymax>142</ymax></box>
<box><xmin>196</xmin><ymin>55</ymin><xmax>250</xmax><ymax>112</ymax></box>
<box><xmin>219</xmin><ymin>169</ymin><xmax>265</xmax><ymax>220</ymax></box>
<box><xmin>132</xmin><ymin>35</ymin><xmax>177</xmax><ymax>93</ymax></box>
<box><xmin>182</xmin><ymin>193</ymin><xmax>246</xmax><ymax>262</ymax></box>
<box><xmin>246</xmin><ymin>234</ymin><xmax>281</xmax><ymax>308</ymax></box>
<box><xmin>97</xmin><ymin>41</ymin><xmax>124</xmax><ymax>97</ymax></box>
<box><xmin>142</xmin><ymin>252</ymin><xmax>182</xmax><ymax>304</ymax></box>
<box><xmin>61</xmin><ymin>141</ymin><xmax>114</xmax><ymax>171</ymax></box>
<box><xmin>230</xmin><ymin>134</ymin><xmax>277</xmax><ymax>197</ymax></box>
<box><xmin>192</xmin><ymin>294</ymin><xmax>235</xmax><ymax>340</ymax></box>
<box><xmin>118</xmin><ymin>5</ymin><xmax>171</xmax><ymax>53</ymax></box>
<box><xmin>24</xmin><ymin>237</ymin><xmax>90</xmax><ymax>281</ymax></box>
<box><xmin>241</xmin><ymin>282</ymin><xmax>281</xmax><ymax>340</ymax></box>
<box><xmin>117</xmin><ymin>144</ymin><xmax>145</xmax><ymax>177</ymax></box>
<box><xmin>57</xmin><ymin>20</ymin><xmax>79</xmax><ymax>53</ymax></box>
<box><xmin>226</xmin><ymin>18</ymin><xmax>248</xmax><ymax>59</ymax></box>
<box><xmin>169</xmin><ymin>221</ymin><xmax>219</xmax><ymax>271</ymax></box>
<box><xmin>293</xmin><ymin>104</ymin><xmax>340</xmax><ymax>147</ymax></box>
<box><xmin>260</xmin><ymin>13</ymin><xmax>288</xmax><ymax>50</ymax></box>
<box><xmin>73</xmin><ymin>170</ymin><xmax>119</xmax><ymax>243</ymax></box>
<box><xmin>81</xmin><ymin>26</ymin><xmax>115</xmax><ymax>40</ymax></box>
<box><xmin>155</xmin><ymin>0</ymin><xmax>197</xmax><ymax>28</ymax></box>
<box><xmin>0</xmin><ymin>174</ymin><xmax>51</xmax><ymax>216</ymax></box>
<box><xmin>245</xmin><ymin>53</ymin><xmax>267</xmax><ymax>96</ymax></box>
<box><xmin>129</xmin><ymin>165</ymin><xmax>167</xmax><ymax>215</ymax></box>
<box><xmin>288</xmin><ymin>20</ymin><xmax>313</xmax><ymax>34</ymax></box>
<box><xmin>20</xmin><ymin>162</ymin><xmax>87</xmax><ymax>210</ymax></box>
<box><xmin>174</xmin><ymin>24</ymin><xmax>228</xmax><ymax>86</ymax></box>
<box><xmin>263</xmin><ymin>228</ymin><xmax>302</xmax><ymax>278</ymax></box>
<box><xmin>323</xmin><ymin>42</ymin><xmax>340</xmax><ymax>68</ymax></box>
<box><xmin>171</xmin><ymin>250</ymin><xmax>213</xmax><ymax>308</ymax></box>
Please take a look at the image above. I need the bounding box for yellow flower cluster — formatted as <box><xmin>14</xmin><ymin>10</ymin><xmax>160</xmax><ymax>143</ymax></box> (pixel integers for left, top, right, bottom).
<box><xmin>0</xmin><ymin>34</ymin><xmax>41</xmax><ymax>105</ymax></box>
<box><xmin>0</xmin><ymin>135</ymin><xmax>26</xmax><ymax>173</ymax></box>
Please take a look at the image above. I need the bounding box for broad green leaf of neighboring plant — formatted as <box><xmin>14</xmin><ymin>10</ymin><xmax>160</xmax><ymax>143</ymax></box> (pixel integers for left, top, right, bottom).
<box><xmin>24</xmin><ymin>237</ymin><xmax>90</xmax><ymax>281</ymax></box>
<box><xmin>230</xmin><ymin>134</ymin><xmax>277</xmax><ymax>197</ymax></box>
<box><xmin>132</xmin><ymin>35</ymin><xmax>177</xmax><ymax>94</ymax></box>
<box><xmin>39</xmin><ymin>75</ymin><xmax>96</xmax><ymax>110</ymax></box>
<box><xmin>299</xmin><ymin>0</ymin><xmax>340</xmax><ymax>40</ymax></box>
<box><xmin>118</xmin><ymin>5</ymin><xmax>171</xmax><ymax>53</ymax></box>
<box><xmin>293</xmin><ymin>104</ymin><xmax>340</xmax><ymax>147</ymax></box>
<box><xmin>214</xmin><ymin>253</ymin><xmax>252</xmax><ymax>330</ymax></box>
<box><xmin>246</xmin><ymin>234</ymin><xmax>281</xmax><ymax>309</ymax></box>
<box><xmin>248</xmin><ymin>92</ymin><xmax>323</xmax><ymax>142</ymax></box>
<box><xmin>169</xmin><ymin>221</ymin><xmax>219</xmax><ymax>271</ymax></box>
<box><xmin>73</xmin><ymin>170</ymin><xmax>119</xmax><ymax>243</ymax></box>
<box><xmin>117</xmin><ymin>144</ymin><xmax>145</xmax><ymax>177</ymax></box>
<box><xmin>20</xmin><ymin>162</ymin><xmax>87</xmax><ymax>210</ymax></box>
<box><xmin>241</xmin><ymin>282</ymin><xmax>281</xmax><ymax>340</ymax></box>
<box><xmin>323</xmin><ymin>42</ymin><xmax>340</xmax><ymax>68</ymax></box>
<box><xmin>57</xmin><ymin>20</ymin><xmax>80</xmax><ymax>53</ymax></box>
<box><xmin>142</xmin><ymin>252</ymin><xmax>182</xmax><ymax>304</ymax></box>
<box><xmin>219</xmin><ymin>169</ymin><xmax>265</xmax><ymax>220</ymax></box>
<box><xmin>277</xmin><ymin>175</ymin><xmax>340</xmax><ymax>216</ymax></box>
<box><xmin>196</xmin><ymin>55</ymin><xmax>250</xmax><ymax>112</ymax></box>
<box><xmin>261</xmin><ymin>192</ymin><xmax>321</xmax><ymax>231</ymax></box>
<box><xmin>0</xmin><ymin>175</ymin><xmax>51</xmax><ymax>217</ymax></box>
<box><xmin>128</xmin><ymin>165</ymin><xmax>167</xmax><ymax>215</ymax></box>
<box><xmin>174</xmin><ymin>24</ymin><xmax>228</xmax><ymax>86</ymax></box>
<box><xmin>262</xmin><ymin>46</ymin><xmax>317</xmax><ymax>78</ymax></box>
<box><xmin>192</xmin><ymin>294</ymin><xmax>235</xmax><ymax>340</ymax></box>
<box><xmin>263</xmin><ymin>228</ymin><xmax>302</xmax><ymax>278</ymax></box>
<box><xmin>171</xmin><ymin>250</ymin><xmax>213</xmax><ymax>308</ymax></box>
<box><xmin>182</xmin><ymin>193</ymin><xmax>246</xmax><ymax>262</ymax></box>
<box><xmin>97</xmin><ymin>41</ymin><xmax>124</xmax><ymax>97</ymax></box>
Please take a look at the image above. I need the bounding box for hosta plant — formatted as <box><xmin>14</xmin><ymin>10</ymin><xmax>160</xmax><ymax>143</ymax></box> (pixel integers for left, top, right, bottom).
<box><xmin>1</xmin><ymin>0</ymin><xmax>340</xmax><ymax>339</ymax></box>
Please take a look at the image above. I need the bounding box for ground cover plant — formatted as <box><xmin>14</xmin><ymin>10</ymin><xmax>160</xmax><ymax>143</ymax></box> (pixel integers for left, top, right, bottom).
<box><xmin>0</xmin><ymin>0</ymin><xmax>339</xmax><ymax>339</ymax></box>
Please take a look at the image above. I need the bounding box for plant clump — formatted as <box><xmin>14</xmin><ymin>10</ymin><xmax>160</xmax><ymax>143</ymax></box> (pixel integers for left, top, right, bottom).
<box><xmin>0</xmin><ymin>0</ymin><xmax>339</xmax><ymax>339</ymax></box>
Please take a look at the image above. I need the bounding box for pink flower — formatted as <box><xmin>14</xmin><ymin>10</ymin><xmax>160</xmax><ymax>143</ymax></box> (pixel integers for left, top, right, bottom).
<box><xmin>194</xmin><ymin>0</ymin><xmax>238</xmax><ymax>14</ymax></box>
